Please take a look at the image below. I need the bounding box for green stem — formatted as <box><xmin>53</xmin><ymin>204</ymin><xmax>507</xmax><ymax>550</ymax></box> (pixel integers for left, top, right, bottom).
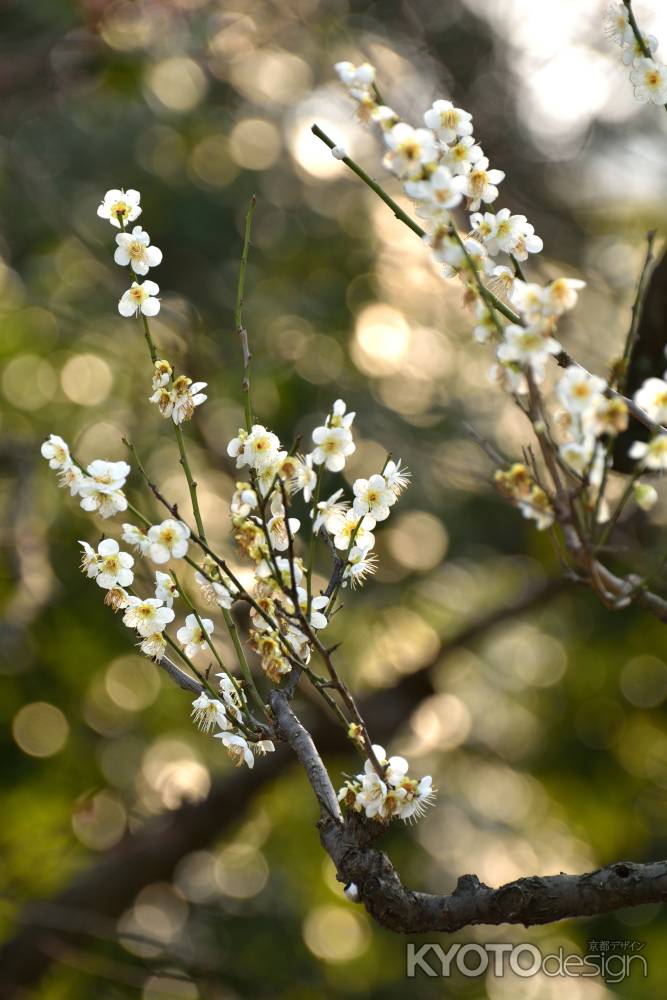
<box><xmin>142</xmin><ymin>315</ymin><xmax>158</xmax><ymax>364</ymax></box>
<box><xmin>618</xmin><ymin>230</ymin><xmax>657</xmax><ymax>392</ymax></box>
<box><xmin>595</xmin><ymin>470</ymin><xmax>641</xmax><ymax>551</ymax></box>
<box><xmin>510</xmin><ymin>253</ymin><xmax>526</xmax><ymax>282</ymax></box>
<box><xmin>222</xmin><ymin>607</ymin><xmax>266</xmax><ymax>717</ymax></box>
<box><xmin>306</xmin><ymin>465</ymin><xmax>324</xmax><ymax>613</ymax></box>
<box><xmin>448</xmin><ymin>223</ymin><xmax>505</xmax><ymax>338</ymax></box>
<box><xmin>311</xmin><ymin>123</ymin><xmax>521</xmax><ymax>324</ymax></box>
<box><xmin>236</xmin><ymin>195</ymin><xmax>257</xmax><ymax>431</ymax></box>
<box><xmin>174</xmin><ymin>422</ymin><xmax>206</xmax><ymax>540</ymax></box>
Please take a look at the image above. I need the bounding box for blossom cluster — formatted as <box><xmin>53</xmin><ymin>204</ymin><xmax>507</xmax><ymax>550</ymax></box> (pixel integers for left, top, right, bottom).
<box><xmin>41</xmin><ymin>187</ymin><xmax>430</xmax><ymax>821</ymax></box>
<box><xmin>225</xmin><ymin>400</ymin><xmax>410</xmax><ymax>681</ymax></box>
<box><xmin>97</xmin><ymin>189</ymin><xmax>207</xmax><ymax>425</ymax></box>
<box><xmin>333</xmin><ymin>61</ymin><xmax>587</xmax><ymax>392</ymax></box>
<box><xmin>334</xmin><ymin>58</ymin><xmax>663</xmax><ymax>535</ymax></box>
<box><xmin>337</xmin><ymin>745</ymin><xmax>435</xmax><ymax>823</ymax></box>
<box><xmin>605</xmin><ymin>2</ymin><xmax>667</xmax><ymax>105</ymax></box>
<box><xmin>41</xmin><ymin>435</ymin><xmax>130</xmax><ymax>519</ymax></box>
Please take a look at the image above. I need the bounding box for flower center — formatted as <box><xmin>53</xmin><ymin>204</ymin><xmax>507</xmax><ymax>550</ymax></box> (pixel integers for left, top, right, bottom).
<box><xmin>128</xmin><ymin>241</ymin><xmax>146</xmax><ymax>259</ymax></box>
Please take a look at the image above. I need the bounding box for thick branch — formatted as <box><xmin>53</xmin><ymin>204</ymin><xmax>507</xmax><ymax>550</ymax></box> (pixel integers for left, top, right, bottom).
<box><xmin>0</xmin><ymin>577</ymin><xmax>563</xmax><ymax>992</ymax></box>
<box><xmin>273</xmin><ymin>691</ymin><xmax>667</xmax><ymax>934</ymax></box>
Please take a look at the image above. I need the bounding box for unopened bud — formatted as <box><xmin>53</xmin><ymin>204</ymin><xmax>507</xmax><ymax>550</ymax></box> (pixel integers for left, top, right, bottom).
<box><xmin>633</xmin><ymin>481</ymin><xmax>658</xmax><ymax>511</ymax></box>
<box><xmin>344</xmin><ymin>882</ymin><xmax>360</xmax><ymax>902</ymax></box>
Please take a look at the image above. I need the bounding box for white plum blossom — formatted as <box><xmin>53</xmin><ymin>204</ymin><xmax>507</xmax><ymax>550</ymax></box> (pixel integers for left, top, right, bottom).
<box><xmin>630</xmin><ymin>57</ymin><xmax>667</xmax><ymax>104</ymax></box>
<box><xmin>382</xmin><ymin>123</ymin><xmax>438</xmax><ymax>178</ymax></box>
<box><xmin>510</xmin><ymin>218</ymin><xmax>544</xmax><ymax>261</ymax></box>
<box><xmin>464</xmin><ymin>157</ymin><xmax>505</xmax><ymax>211</ymax></box>
<box><xmin>383</xmin><ymin>459</ymin><xmax>411</xmax><ymax>497</ymax></box>
<box><xmin>352</xmin><ymin>474</ymin><xmax>396</xmax><ymax>521</ymax></box>
<box><xmin>294</xmin><ymin>587</ymin><xmax>329</xmax><ymax>630</ymax></box>
<box><xmin>114</xmin><ymin>226</ymin><xmax>163</xmax><ymax>275</ymax></box>
<box><xmin>79</xmin><ymin>540</ymin><xmax>101</xmax><ymax>578</ymax></box>
<box><xmin>92</xmin><ymin>538</ymin><xmax>134</xmax><ymax>590</ymax></box>
<box><xmin>471</xmin><ymin>209</ymin><xmax>542</xmax><ymax>258</ymax></box>
<box><xmin>266</xmin><ymin>493</ymin><xmax>301</xmax><ymax>552</ymax></box>
<box><xmin>97</xmin><ymin>188</ymin><xmax>141</xmax><ymax>228</ymax></box>
<box><xmin>230</xmin><ymin>483</ymin><xmax>258</xmax><ymax>517</ymax></box>
<box><xmin>334</xmin><ymin>61</ymin><xmax>375</xmax><ymax>99</ymax></box>
<box><xmin>118</xmin><ymin>280</ymin><xmax>160</xmax><ymax>318</ymax></box>
<box><xmin>78</xmin><ymin>459</ymin><xmax>130</xmax><ymax>519</ymax></box>
<box><xmin>170</xmin><ymin>378</ymin><xmax>208</xmax><ymax>424</ymax></box>
<box><xmin>473</xmin><ymin>300</ymin><xmax>497</xmax><ymax>344</ymax></box>
<box><xmin>557</xmin><ymin>366</ymin><xmax>606</xmax><ymax>415</ymax></box>
<box><xmin>423</xmin><ymin>99</ymin><xmax>473</xmax><ymax>142</ymax></box>
<box><xmin>343</xmin><ymin>546</ymin><xmax>378</xmax><ymax>588</ymax></box>
<box><xmin>58</xmin><ymin>464</ymin><xmax>86</xmax><ymax>496</ymax></box>
<box><xmin>148</xmin><ymin>519</ymin><xmax>190</xmax><ymax>564</ymax></box>
<box><xmin>444</xmin><ymin>135</ymin><xmax>483</xmax><ymax>175</ymax></box>
<box><xmin>329</xmin><ymin>398</ymin><xmax>355</xmax><ymax>430</ymax></box>
<box><xmin>155</xmin><ymin>570</ymin><xmax>178</xmax><ymax>607</ymax></box>
<box><xmin>332</xmin><ymin>511</ymin><xmax>376</xmax><ymax>552</ymax></box>
<box><xmin>228</xmin><ymin>424</ymin><xmax>281</xmax><ymax>471</ymax></box>
<box><xmin>629</xmin><ymin>434</ymin><xmax>667</xmax><ymax>470</ymax></box>
<box><xmin>191</xmin><ymin>692</ymin><xmax>230</xmax><ymax>733</ymax></box>
<box><xmin>311</xmin><ymin>424</ymin><xmax>355</xmax><ymax>472</ymax></box>
<box><xmin>291</xmin><ymin>454</ymin><xmax>317</xmax><ymax>502</ymax></box>
<box><xmin>634</xmin><ymin>377</ymin><xmax>667</xmax><ymax>424</ymax></box>
<box><xmin>194</xmin><ymin>569</ymin><xmax>234</xmax><ymax>609</ymax></box>
<box><xmin>405</xmin><ymin>165</ymin><xmax>467</xmax><ymax>213</ymax></box>
<box><xmin>41</xmin><ymin>434</ymin><xmax>71</xmax><ymax>470</ymax></box>
<box><xmin>439</xmin><ymin>235</ymin><xmax>491</xmax><ymax>278</ymax></box>
<box><xmin>338</xmin><ymin>744</ymin><xmax>435</xmax><ymax>823</ymax></box>
<box><xmin>605</xmin><ymin>2</ymin><xmax>630</xmax><ymax>44</ymax></box>
<box><xmin>312</xmin><ymin>488</ymin><xmax>349</xmax><ymax>533</ymax></box>
<box><xmin>497</xmin><ymin>324</ymin><xmax>561</xmax><ymax>371</ymax></box>
<box><xmin>84</xmin><ymin>459</ymin><xmax>130</xmax><ymax>493</ymax></box>
<box><xmin>356</xmin><ymin>771</ymin><xmax>388</xmax><ymax>819</ymax></box>
<box><xmin>622</xmin><ymin>33</ymin><xmax>658</xmax><ymax>66</ymax></box>
<box><xmin>121</xmin><ymin>523</ymin><xmax>151</xmax><ymax>556</ymax></box>
<box><xmin>151</xmin><ymin>375</ymin><xmax>208</xmax><ymax>424</ymax></box>
<box><xmin>541</xmin><ymin>277</ymin><xmax>586</xmax><ymax>317</ymax></box>
<box><xmin>560</xmin><ymin>438</ymin><xmax>596</xmax><ymax>476</ymax></box>
<box><xmin>215</xmin><ymin>732</ymin><xmax>255</xmax><ymax>768</ymax></box>
<box><xmin>177</xmin><ymin>613</ymin><xmax>214</xmax><ymax>658</ymax></box>
<box><xmin>123</xmin><ymin>596</ymin><xmax>175</xmax><ymax>637</ymax></box>
<box><xmin>79</xmin><ymin>487</ymin><xmax>128</xmax><ymax>519</ymax></box>
<box><xmin>140</xmin><ymin>633</ymin><xmax>167</xmax><ymax>658</ymax></box>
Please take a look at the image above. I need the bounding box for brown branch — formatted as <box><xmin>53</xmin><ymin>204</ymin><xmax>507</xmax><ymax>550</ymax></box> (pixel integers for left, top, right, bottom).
<box><xmin>157</xmin><ymin>653</ymin><xmax>203</xmax><ymax>695</ymax></box>
<box><xmin>272</xmin><ymin>689</ymin><xmax>667</xmax><ymax>934</ymax></box>
<box><xmin>0</xmin><ymin>576</ymin><xmax>564</xmax><ymax>994</ymax></box>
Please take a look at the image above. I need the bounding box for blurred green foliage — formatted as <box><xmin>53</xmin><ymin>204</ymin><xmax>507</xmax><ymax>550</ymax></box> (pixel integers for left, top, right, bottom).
<box><xmin>2</xmin><ymin>0</ymin><xmax>667</xmax><ymax>996</ymax></box>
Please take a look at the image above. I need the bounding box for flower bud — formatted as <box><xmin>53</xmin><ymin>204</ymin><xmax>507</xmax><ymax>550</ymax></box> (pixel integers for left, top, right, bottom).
<box><xmin>633</xmin><ymin>481</ymin><xmax>658</xmax><ymax>511</ymax></box>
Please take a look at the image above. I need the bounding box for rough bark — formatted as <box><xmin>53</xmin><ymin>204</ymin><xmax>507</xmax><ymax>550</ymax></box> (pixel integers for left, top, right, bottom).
<box><xmin>271</xmin><ymin>690</ymin><xmax>667</xmax><ymax>935</ymax></box>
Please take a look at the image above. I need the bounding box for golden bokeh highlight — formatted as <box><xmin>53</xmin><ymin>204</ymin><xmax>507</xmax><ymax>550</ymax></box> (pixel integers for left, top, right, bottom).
<box><xmin>352</xmin><ymin>303</ymin><xmax>411</xmax><ymax>376</ymax></box>
<box><xmin>12</xmin><ymin>702</ymin><xmax>69</xmax><ymax>757</ymax></box>
<box><xmin>386</xmin><ymin>511</ymin><xmax>449</xmax><ymax>572</ymax></box>
<box><xmin>104</xmin><ymin>654</ymin><xmax>162</xmax><ymax>712</ymax></box>
<box><xmin>71</xmin><ymin>790</ymin><xmax>127</xmax><ymax>850</ymax></box>
<box><xmin>3</xmin><ymin>355</ymin><xmax>57</xmax><ymax>410</ymax></box>
<box><xmin>145</xmin><ymin>57</ymin><xmax>208</xmax><ymax>113</ymax></box>
<box><xmin>302</xmin><ymin>905</ymin><xmax>370</xmax><ymax>962</ymax></box>
<box><xmin>229</xmin><ymin>118</ymin><xmax>281</xmax><ymax>170</ymax></box>
<box><xmin>214</xmin><ymin>843</ymin><xmax>269</xmax><ymax>899</ymax></box>
<box><xmin>60</xmin><ymin>353</ymin><xmax>113</xmax><ymax>406</ymax></box>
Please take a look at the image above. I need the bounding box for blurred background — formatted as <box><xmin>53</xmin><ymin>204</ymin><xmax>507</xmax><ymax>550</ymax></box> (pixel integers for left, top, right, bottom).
<box><xmin>2</xmin><ymin>0</ymin><xmax>667</xmax><ymax>996</ymax></box>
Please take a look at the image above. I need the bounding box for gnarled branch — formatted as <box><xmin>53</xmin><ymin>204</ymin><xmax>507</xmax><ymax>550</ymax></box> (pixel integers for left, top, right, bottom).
<box><xmin>272</xmin><ymin>690</ymin><xmax>667</xmax><ymax>934</ymax></box>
